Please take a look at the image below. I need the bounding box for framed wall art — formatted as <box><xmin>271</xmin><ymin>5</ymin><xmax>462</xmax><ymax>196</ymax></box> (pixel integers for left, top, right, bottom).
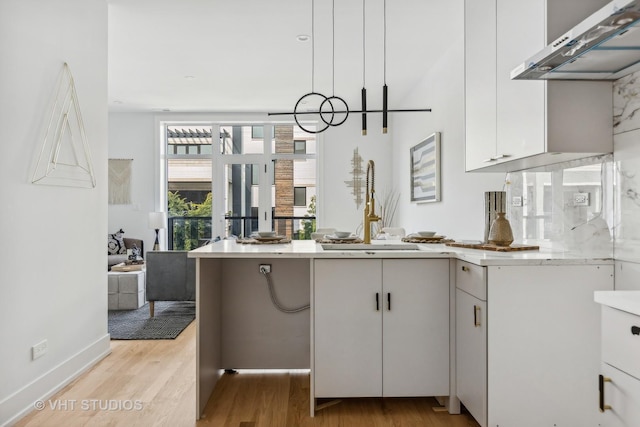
<box><xmin>410</xmin><ymin>132</ymin><xmax>441</xmax><ymax>203</ymax></box>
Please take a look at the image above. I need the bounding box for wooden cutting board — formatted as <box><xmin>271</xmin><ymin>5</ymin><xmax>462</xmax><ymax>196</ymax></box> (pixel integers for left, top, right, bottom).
<box><xmin>445</xmin><ymin>242</ymin><xmax>539</xmax><ymax>252</ymax></box>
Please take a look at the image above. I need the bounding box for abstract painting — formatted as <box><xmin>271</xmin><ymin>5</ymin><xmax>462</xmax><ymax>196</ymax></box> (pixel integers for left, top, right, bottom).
<box><xmin>410</xmin><ymin>132</ymin><xmax>441</xmax><ymax>202</ymax></box>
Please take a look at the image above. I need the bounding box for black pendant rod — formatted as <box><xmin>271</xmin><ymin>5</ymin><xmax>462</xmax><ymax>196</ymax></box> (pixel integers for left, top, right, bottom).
<box><xmin>361</xmin><ymin>0</ymin><xmax>367</xmax><ymax>136</ymax></box>
<box><xmin>268</xmin><ymin>108</ymin><xmax>431</xmax><ymax>116</ymax></box>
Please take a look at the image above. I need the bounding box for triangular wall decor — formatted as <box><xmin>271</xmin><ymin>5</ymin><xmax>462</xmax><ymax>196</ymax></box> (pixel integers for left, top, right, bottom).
<box><xmin>32</xmin><ymin>62</ymin><xmax>96</xmax><ymax>188</ymax></box>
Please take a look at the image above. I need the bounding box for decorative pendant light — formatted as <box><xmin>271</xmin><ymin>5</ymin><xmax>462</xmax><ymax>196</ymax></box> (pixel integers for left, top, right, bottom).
<box><xmin>382</xmin><ymin>0</ymin><xmax>388</xmax><ymax>134</ymax></box>
<box><xmin>268</xmin><ymin>0</ymin><xmax>431</xmax><ymax>134</ymax></box>
<box><xmin>361</xmin><ymin>0</ymin><xmax>367</xmax><ymax>136</ymax></box>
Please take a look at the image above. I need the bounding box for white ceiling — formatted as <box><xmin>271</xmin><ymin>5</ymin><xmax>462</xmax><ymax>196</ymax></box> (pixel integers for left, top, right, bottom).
<box><xmin>108</xmin><ymin>0</ymin><xmax>455</xmax><ymax>114</ymax></box>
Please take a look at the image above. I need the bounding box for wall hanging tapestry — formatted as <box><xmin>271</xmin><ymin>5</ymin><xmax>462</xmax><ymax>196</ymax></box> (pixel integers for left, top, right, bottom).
<box><xmin>108</xmin><ymin>159</ymin><xmax>132</xmax><ymax>204</ymax></box>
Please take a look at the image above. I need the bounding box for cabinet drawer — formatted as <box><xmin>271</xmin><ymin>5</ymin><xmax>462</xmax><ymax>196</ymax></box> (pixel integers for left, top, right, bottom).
<box><xmin>602</xmin><ymin>306</ymin><xmax>640</xmax><ymax>380</ymax></box>
<box><xmin>600</xmin><ymin>362</ymin><xmax>640</xmax><ymax>426</ymax></box>
<box><xmin>455</xmin><ymin>261</ymin><xmax>486</xmax><ymax>301</ymax></box>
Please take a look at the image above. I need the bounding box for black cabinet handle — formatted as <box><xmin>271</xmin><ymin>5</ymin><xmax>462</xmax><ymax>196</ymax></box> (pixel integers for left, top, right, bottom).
<box><xmin>376</xmin><ymin>293</ymin><xmax>379</xmax><ymax>311</ymax></box>
<box><xmin>473</xmin><ymin>305</ymin><xmax>481</xmax><ymax>327</ymax></box>
<box><xmin>599</xmin><ymin>374</ymin><xmax>612</xmax><ymax>412</ymax></box>
<box><xmin>387</xmin><ymin>293</ymin><xmax>391</xmax><ymax>311</ymax></box>
<box><xmin>632</xmin><ymin>326</ymin><xmax>640</xmax><ymax>336</ymax></box>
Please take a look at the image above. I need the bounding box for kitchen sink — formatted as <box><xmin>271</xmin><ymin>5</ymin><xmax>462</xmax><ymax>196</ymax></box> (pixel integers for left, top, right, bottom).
<box><xmin>321</xmin><ymin>243</ymin><xmax>421</xmax><ymax>251</ymax></box>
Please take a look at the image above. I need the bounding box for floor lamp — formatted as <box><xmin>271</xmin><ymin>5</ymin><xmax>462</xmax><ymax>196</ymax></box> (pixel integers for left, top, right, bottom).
<box><xmin>148</xmin><ymin>212</ymin><xmax>167</xmax><ymax>251</ymax></box>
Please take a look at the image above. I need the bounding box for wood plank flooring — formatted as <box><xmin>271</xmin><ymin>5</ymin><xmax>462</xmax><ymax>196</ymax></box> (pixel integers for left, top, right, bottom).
<box><xmin>15</xmin><ymin>321</ymin><xmax>480</xmax><ymax>427</ymax></box>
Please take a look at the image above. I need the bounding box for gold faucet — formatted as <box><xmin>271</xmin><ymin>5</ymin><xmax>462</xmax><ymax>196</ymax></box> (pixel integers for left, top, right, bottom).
<box><xmin>363</xmin><ymin>160</ymin><xmax>381</xmax><ymax>244</ymax></box>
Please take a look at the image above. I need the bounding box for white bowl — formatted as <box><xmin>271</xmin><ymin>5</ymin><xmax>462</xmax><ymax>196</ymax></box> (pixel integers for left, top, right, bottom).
<box><xmin>334</xmin><ymin>231</ymin><xmax>352</xmax><ymax>238</ymax></box>
<box><xmin>258</xmin><ymin>231</ymin><xmax>276</xmax><ymax>238</ymax></box>
<box><xmin>417</xmin><ymin>231</ymin><xmax>436</xmax><ymax>237</ymax></box>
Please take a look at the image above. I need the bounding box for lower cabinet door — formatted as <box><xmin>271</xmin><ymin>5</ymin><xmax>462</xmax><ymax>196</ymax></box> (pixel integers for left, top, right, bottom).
<box><xmin>601</xmin><ymin>363</ymin><xmax>640</xmax><ymax>427</ymax></box>
<box><xmin>456</xmin><ymin>288</ymin><xmax>486</xmax><ymax>427</ymax></box>
<box><xmin>382</xmin><ymin>259</ymin><xmax>450</xmax><ymax>396</ymax></box>
<box><xmin>314</xmin><ymin>259</ymin><xmax>382</xmax><ymax>397</ymax></box>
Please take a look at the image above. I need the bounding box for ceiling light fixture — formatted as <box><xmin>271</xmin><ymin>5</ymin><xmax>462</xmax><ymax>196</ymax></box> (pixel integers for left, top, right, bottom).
<box><xmin>268</xmin><ymin>0</ymin><xmax>432</xmax><ymax>134</ymax></box>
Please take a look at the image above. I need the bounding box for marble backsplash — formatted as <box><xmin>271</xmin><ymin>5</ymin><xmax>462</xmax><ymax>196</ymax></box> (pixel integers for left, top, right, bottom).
<box><xmin>504</xmin><ymin>69</ymin><xmax>640</xmax><ymax>262</ymax></box>
<box><xmin>506</xmin><ymin>156</ymin><xmax>614</xmax><ymax>258</ymax></box>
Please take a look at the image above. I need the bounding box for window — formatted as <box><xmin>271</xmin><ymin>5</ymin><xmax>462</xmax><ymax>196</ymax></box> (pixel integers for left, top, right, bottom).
<box><xmin>165</xmin><ymin>125</ymin><xmax>213</xmax><ymax>250</ymax></box>
<box><xmin>294</xmin><ymin>187</ymin><xmax>307</xmax><ymax>206</ymax></box>
<box><xmin>294</xmin><ymin>140</ymin><xmax>306</xmax><ymax>154</ymax></box>
<box><xmin>251</xmin><ymin>126</ymin><xmax>264</xmax><ymax>139</ymax></box>
<box><xmin>164</xmin><ymin>122</ymin><xmax>317</xmax><ymax>244</ymax></box>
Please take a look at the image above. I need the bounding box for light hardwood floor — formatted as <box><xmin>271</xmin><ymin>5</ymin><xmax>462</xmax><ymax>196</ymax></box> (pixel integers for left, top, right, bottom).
<box><xmin>15</xmin><ymin>322</ymin><xmax>480</xmax><ymax>427</ymax></box>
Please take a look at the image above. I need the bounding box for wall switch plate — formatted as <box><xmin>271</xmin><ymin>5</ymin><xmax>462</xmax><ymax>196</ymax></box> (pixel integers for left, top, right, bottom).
<box><xmin>32</xmin><ymin>340</ymin><xmax>48</xmax><ymax>360</ymax></box>
<box><xmin>512</xmin><ymin>196</ymin><xmax>523</xmax><ymax>207</ymax></box>
<box><xmin>573</xmin><ymin>193</ymin><xmax>590</xmax><ymax>206</ymax></box>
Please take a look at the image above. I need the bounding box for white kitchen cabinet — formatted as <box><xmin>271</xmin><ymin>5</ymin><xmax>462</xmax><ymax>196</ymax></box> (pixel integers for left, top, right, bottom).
<box><xmin>455</xmin><ymin>263</ymin><xmax>613</xmax><ymax>427</ymax></box>
<box><xmin>598</xmin><ymin>306</ymin><xmax>640</xmax><ymax>427</ymax></box>
<box><xmin>464</xmin><ymin>0</ymin><xmax>612</xmax><ymax>173</ymax></box>
<box><xmin>464</xmin><ymin>0</ymin><xmax>496</xmax><ymax>171</ymax></box>
<box><xmin>313</xmin><ymin>258</ymin><xmax>449</xmax><ymax>398</ymax></box>
<box><xmin>455</xmin><ymin>261</ymin><xmax>487</xmax><ymax>427</ymax></box>
<box><xmin>382</xmin><ymin>259</ymin><xmax>450</xmax><ymax>396</ymax></box>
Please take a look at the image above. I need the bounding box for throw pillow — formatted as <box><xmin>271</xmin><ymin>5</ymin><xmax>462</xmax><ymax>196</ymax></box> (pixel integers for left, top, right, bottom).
<box><xmin>108</xmin><ymin>230</ymin><xmax>126</xmax><ymax>255</ymax></box>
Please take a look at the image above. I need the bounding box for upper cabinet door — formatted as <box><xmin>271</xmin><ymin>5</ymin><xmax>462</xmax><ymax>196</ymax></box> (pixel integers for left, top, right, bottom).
<box><xmin>496</xmin><ymin>0</ymin><xmax>545</xmax><ymax>162</ymax></box>
<box><xmin>464</xmin><ymin>0</ymin><xmax>497</xmax><ymax>171</ymax></box>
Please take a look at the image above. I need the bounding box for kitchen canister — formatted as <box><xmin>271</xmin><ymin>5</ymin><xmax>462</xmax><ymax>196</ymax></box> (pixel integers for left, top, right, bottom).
<box><xmin>488</xmin><ymin>212</ymin><xmax>513</xmax><ymax>246</ymax></box>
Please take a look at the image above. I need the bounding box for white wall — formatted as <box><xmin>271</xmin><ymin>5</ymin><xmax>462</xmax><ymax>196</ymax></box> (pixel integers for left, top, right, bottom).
<box><xmin>318</xmin><ymin>117</ymin><xmax>393</xmax><ymax>233</ymax></box>
<box><xmin>108</xmin><ymin>113</ymin><xmax>158</xmax><ymax>254</ymax></box>
<box><xmin>391</xmin><ymin>8</ymin><xmax>504</xmax><ymax>241</ymax></box>
<box><xmin>0</xmin><ymin>1</ymin><xmax>109</xmax><ymax>425</ymax></box>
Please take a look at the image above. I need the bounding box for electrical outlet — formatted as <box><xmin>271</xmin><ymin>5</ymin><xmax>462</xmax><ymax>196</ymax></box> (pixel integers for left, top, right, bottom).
<box><xmin>573</xmin><ymin>192</ymin><xmax>590</xmax><ymax>206</ymax></box>
<box><xmin>259</xmin><ymin>264</ymin><xmax>271</xmax><ymax>274</ymax></box>
<box><xmin>512</xmin><ymin>196</ymin><xmax>523</xmax><ymax>207</ymax></box>
<box><xmin>32</xmin><ymin>340</ymin><xmax>48</xmax><ymax>360</ymax></box>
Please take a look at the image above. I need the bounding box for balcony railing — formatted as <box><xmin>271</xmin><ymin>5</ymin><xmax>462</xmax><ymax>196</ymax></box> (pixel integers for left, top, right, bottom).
<box><xmin>168</xmin><ymin>215</ymin><xmax>316</xmax><ymax>250</ymax></box>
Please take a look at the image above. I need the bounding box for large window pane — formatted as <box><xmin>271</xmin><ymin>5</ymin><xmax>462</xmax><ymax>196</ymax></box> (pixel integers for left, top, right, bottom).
<box><xmin>220</xmin><ymin>125</ymin><xmax>264</xmax><ymax>155</ymax></box>
<box><xmin>224</xmin><ymin>163</ymin><xmax>259</xmax><ymax>237</ymax></box>
<box><xmin>273</xmin><ymin>158</ymin><xmax>316</xmax><ymax>239</ymax></box>
<box><xmin>271</xmin><ymin>125</ymin><xmax>316</xmax><ymax>154</ymax></box>
<box><xmin>166</xmin><ymin>126</ymin><xmax>213</xmax><ymax>250</ymax></box>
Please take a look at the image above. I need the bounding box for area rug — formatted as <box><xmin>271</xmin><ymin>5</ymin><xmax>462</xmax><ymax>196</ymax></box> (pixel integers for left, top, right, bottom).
<box><xmin>108</xmin><ymin>301</ymin><xmax>195</xmax><ymax>340</ymax></box>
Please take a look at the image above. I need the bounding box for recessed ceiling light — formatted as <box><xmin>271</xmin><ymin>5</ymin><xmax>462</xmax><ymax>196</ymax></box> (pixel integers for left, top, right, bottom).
<box><xmin>296</xmin><ymin>34</ymin><xmax>310</xmax><ymax>42</ymax></box>
<box><xmin>184</xmin><ymin>75</ymin><xmax>195</xmax><ymax>79</ymax></box>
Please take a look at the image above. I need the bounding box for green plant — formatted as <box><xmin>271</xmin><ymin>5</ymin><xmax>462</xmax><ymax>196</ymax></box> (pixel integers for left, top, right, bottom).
<box><xmin>299</xmin><ymin>195</ymin><xmax>317</xmax><ymax>240</ymax></box>
<box><xmin>168</xmin><ymin>191</ymin><xmax>213</xmax><ymax>249</ymax></box>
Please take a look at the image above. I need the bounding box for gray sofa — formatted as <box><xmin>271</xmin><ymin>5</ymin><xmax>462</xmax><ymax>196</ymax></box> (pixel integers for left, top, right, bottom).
<box><xmin>145</xmin><ymin>251</ymin><xmax>195</xmax><ymax>317</ymax></box>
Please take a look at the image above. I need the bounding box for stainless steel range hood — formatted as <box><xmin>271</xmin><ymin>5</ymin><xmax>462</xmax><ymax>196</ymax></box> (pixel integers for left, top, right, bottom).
<box><xmin>512</xmin><ymin>0</ymin><xmax>640</xmax><ymax>80</ymax></box>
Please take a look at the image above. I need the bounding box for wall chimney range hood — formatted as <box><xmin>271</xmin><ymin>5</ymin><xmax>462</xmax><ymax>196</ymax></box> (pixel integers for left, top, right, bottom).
<box><xmin>512</xmin><ymin>0</ymin><xmax>640</xmax><ymax>80</ymax></box>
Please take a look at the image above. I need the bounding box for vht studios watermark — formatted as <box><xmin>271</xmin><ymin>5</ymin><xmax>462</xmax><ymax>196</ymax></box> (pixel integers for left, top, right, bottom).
<box><xmin>34</xmin><ymin>399</ymin><xmax>143</xmax><ymax>411</ymax></box>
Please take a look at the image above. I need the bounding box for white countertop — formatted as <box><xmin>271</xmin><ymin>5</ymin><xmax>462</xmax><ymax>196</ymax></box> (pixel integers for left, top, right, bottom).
<box><xmin>189</xmin><ymin>239</ymin><xmax>613</xmax><ymax>266</ymax></box>
<box><xmin>594</xmin><ymin>291</ymin><xmax>640</xmax><ymax>316</ymax></box>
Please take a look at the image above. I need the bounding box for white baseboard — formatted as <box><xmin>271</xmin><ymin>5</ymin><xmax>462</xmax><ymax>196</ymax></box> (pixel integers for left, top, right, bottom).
<box><xmin>0</xmin><ymin>334</ymin><xmax>111</xmax><ymax>427</ymax></box>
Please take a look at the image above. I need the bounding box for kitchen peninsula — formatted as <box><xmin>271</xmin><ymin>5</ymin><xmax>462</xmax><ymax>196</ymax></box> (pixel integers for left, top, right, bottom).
<box><xmin>190</xmin><ymin>239</ymin><xmax>613</xmax><ymax>426</ymax></box>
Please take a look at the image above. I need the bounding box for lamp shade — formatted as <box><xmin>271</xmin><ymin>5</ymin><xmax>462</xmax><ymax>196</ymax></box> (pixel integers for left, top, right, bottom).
<box><xmin>148</xmin><ymin>212</ymin><xmax>167</xmax><ymax>230</ymax></box>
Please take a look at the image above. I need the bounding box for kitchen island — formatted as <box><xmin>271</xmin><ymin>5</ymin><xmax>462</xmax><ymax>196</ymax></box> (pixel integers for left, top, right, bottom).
<box><xmin>189</xmin><ymin>239</ymin><xmax>614</xmax><ymax>423</ymax></box>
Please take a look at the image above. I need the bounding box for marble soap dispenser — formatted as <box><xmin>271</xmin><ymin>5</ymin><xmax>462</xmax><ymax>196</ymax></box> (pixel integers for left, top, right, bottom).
<box><xmin>488</xmin><ymin>212</ymin><xmax>513</xmax><ymax>247</ymax></box>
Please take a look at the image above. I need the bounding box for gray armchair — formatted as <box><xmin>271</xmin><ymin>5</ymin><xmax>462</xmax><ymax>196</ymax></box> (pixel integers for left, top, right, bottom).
<box><xmin>145</xmin><ymin>251</ymin><xmax>196</xmax><ymax>317</ymax></box>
